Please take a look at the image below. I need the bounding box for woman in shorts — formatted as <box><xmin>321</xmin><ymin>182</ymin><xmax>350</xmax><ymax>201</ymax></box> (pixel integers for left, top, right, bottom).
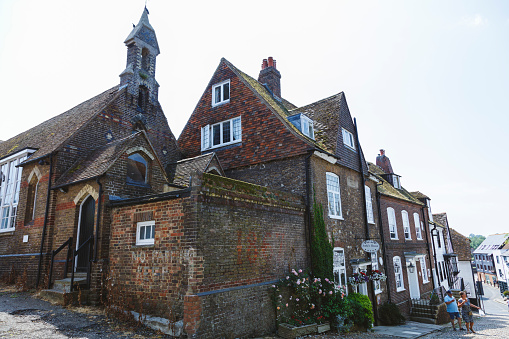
<box><xmin>458</xmin><ymin>291</ymin><xmax>481</xmax><ymax>333</ymax></box>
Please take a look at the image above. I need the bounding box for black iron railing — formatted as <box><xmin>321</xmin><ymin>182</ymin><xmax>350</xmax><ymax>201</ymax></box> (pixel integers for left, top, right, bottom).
<box><xmin>70</xmin><ymin>235</ymin><xmax>94</xmax><ymax>291</ymax></box>
<box><xmin>48</xmin><ymin>237</ymin><xmax>73</xmax><ymax>289</ymax></box>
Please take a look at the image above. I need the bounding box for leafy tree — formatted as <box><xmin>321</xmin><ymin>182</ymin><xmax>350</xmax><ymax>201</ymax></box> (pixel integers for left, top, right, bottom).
<box><xmin>469</xmin><ymin>234</ymin><xmax>486</xmax><ymax>251</ymax></box>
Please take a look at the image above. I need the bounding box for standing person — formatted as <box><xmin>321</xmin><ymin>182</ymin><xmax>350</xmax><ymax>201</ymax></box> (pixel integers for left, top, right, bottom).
<box><xmin>506</xmin><ymin>298</ymin><xmax>509</xmax><ymax>312</ymax></box>
<box><xmin>458</xmin><ymin>291</ymin><xmax>481</xmax><ymax>333</ymax></box>
<box><xmin>444</xmin><ymin>290</ymin><xmax>464</xmax><ymax>331</ymax></box>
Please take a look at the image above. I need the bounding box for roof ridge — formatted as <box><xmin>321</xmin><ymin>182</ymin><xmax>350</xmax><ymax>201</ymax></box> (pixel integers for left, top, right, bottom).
<box><xmin>289</xmin><ymin>92</ymin><xmax>344</xmax><ymax>112</ymax></box>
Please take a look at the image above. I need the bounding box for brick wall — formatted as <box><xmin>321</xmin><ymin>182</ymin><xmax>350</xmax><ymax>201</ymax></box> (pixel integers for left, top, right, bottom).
<box><xmin>379</xmin><ymin>195</ymin><xmax>434</xmax><ymax>316</ymax></box>
<box><xmin>108</xmin><ymin>173</ymin><xmax>306</xmax><ymax>338</ymax></box>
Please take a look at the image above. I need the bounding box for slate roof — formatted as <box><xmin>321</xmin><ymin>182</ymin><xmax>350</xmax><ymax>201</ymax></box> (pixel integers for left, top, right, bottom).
<box><xmin>166</xmin><ymin>153</ymin><xmax>222</xmax><ymax>187</ymax></box>
<box><xmin>223</xmin><ymin>58</ymin><xmax>368</xmax><ymax>174</ymax></box>
<box><xmin>368</xmin><ymin>162</ymin><xmax>423</xmax><ymax>205</ymax></box>
<box><xmin>0</xmin><ymin>86</ymin><xmax>120</xmax><ymax>162</ymax></box>
<box><xmin>53</xmin><ymin>132</ymin><xmax>157</xmax><ymax>188</ymax></box>
<box><xmin>473</xmin><ymin>233</ymin><xmax>509</xmax><ymax>254</ymax></box>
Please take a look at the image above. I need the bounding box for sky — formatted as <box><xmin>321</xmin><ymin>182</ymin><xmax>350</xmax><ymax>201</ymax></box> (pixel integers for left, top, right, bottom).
<box><xmin>0</xmin><ymin>0</ymin><xmax>508</xmax><ymax>237</ymax></box>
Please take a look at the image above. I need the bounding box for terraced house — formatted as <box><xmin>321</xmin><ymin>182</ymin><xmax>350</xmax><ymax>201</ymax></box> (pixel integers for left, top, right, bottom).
<box><xmin>178</xmin><ymin>56</ymin><xmax>389</xmax><ymax>314</ymax></box>
<box><xmin>368</xmin><ymin>151</ymin><xmax>435</xmax><ymax>316</ymax></box>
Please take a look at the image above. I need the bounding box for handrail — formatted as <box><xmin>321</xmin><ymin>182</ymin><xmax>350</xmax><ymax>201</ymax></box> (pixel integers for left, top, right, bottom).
<box><xmin>70</xmin><ymin>235</ymin><xmax>94</xmax><ymax>292</ymax></box>
<box><xmin>48</xmin><ymin>237</ymin><xmax>73</xmax><ymax>289</ymax></box>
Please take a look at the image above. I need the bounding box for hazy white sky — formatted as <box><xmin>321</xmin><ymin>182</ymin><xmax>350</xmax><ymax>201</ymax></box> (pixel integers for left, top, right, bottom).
<box><xmin>1</xmin><ymin>0</ymin><xmax>507</xmax><ymax>237</ymax></box>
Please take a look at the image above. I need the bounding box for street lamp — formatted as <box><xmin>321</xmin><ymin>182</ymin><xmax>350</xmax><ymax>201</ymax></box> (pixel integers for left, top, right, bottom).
<box><xmin>407</xmin><ymin>262</ymin><xmax>416</xmax><ymax>274</ymax></box>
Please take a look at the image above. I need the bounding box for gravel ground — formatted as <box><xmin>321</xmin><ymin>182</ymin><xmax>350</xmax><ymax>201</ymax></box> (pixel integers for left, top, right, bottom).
<box><xmin>0</xmin><ymin>286</ymin><xmax>172</xmax><ymax>339</ymax></box>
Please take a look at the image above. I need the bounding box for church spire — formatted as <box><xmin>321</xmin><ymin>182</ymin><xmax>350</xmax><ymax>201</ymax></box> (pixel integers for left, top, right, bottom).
<box><xmin>120</xmin><ymin>7</ymin><xmax>160</xmax><ymax>107</ymax></box>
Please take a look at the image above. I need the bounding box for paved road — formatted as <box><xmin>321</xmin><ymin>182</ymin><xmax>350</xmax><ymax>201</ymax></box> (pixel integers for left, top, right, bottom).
<box><xmin>480</xmin><ymin>282</ymin><xmax>509</xmax><ymax>316</ymax></box>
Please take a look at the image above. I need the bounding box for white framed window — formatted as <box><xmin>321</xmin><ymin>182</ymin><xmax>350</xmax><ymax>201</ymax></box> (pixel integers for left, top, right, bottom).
<box><xmin>372</xmin><ymin>253</ymin><xmax>382</xmax><ymax>294</ymax></box>
<box><xmin>201</xmin><ymin>116</ymin><xmax>241</xmax><ymax>151</ymax></box>
<box><xmin>387</xmin><ymin>207</ymin><xmax>398</xmax><ymax>240</ymax></box>
<box><xmin>365</xmin><ymin>185</ymin><xmax>374</xmax><ymax>224</ymax></box>
<box><xmin>420</xmin><ymin>257</ymin><xmax>429</xmax><ymax>283</ymax></box>
<box><xmin>300</xmin><ymin>115</ymin><xmax>315</xmax><ymax>140</ymax></box>
<box><xmin>333</xmin><ymin>247</ymin><xmax>348</xmax><ymax>294</ymax></box>
<box><xmin>392</xmin><ymin>175</ymin><xmax>401</xmax><ymax>189</ymax></box>
<box><xmin>212</xmin><ymin>80</ymin><xmax>230</xmax><ymax>106</ymax></box>
<box><xmin>0</xmin><ymin>149</ymin><xmax>34</xmax><ymax>232</ymax></box>
<box><xmin>393</xmin><ymin>256</ymin><xmax>405</xmax><ymax>291</ymax></box>
<box><xmin>414</xmin><ymin>213</ymin><xmax>422</xmax><ymax>240</ymax></box>
<box><xmin>136</xmin><ymin>220</ymin><xmax>155</xmax><ymax>245</ymax></box>
<box><xmin>342</xmin><ymin>128</ymin><xmax>355</xmax><ymax>150</ymax></box>
<box><xmin>326</xmin><ymin>172</ymin><xmax>342</xmax><ymax>219</ymax></box>
<box><xmin>402</xmin><ymin>210</ymin><xmax>411</xmax><ymax>240</ymax></box>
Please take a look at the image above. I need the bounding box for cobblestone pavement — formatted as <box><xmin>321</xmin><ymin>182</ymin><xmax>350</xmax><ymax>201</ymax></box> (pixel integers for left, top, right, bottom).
<box><xmin>0</xmin><ymin>287</ymin><xmax>171</xmax><ymax>339</ymax></box>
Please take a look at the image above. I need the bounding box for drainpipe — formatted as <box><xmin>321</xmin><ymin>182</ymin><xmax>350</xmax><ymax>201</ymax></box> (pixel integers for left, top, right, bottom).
<box><xmin>422</xmin><ymin>207</ymin><xmax>436</xmax><ymax>290</ymax></box>
<box><xmin>305</xmin><ymin>151</ymin><xmax>314</xmax><ymax>271</ymax></box>
<box><xmin>353</xmin><ymin>118</ymin><xmax>377</xmax><ymax>325</ymax></box>
<box><xmin>375</xmin><ymin>185</ymin><xmax>391</xmax><ymax>303</ymax></box>
<box><xmin>94</xmin><ymin>176</ymin><xmax>103</xmax><ymax>262</ymax></box>
<box><xmin>36</xmin><ymin>153</ymin><xmax>54</xmax><ymax>288</ymax></box>
<box><xmin>429</xmin><ymin>222</ymin><xmax>440</xmax><ymax>289</ymax></box>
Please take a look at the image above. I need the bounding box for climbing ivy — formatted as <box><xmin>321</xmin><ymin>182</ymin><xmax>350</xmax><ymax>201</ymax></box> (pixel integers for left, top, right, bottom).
<box><xmin>310</xmin><ymin>197</ymin><xmax>334</xmax><ymax>280</ymax></box>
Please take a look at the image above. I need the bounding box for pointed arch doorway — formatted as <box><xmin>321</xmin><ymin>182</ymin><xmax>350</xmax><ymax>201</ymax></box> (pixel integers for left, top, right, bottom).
<box><xmin>76</xmin><ymin>195</ymin><xmax>95</xmax><ymax>272</ymax></box>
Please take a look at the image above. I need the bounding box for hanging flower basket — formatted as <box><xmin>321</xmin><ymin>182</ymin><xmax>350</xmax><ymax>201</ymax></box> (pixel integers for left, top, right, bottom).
<box><xmin>348</xmin><ymin>272</ymin><xmax>370</xmax><ymax>286</ymax></box>
<box><xmin>369</xmin><ymin>270</ymin><xmax>387</xmax><ymax>282</ymax></box>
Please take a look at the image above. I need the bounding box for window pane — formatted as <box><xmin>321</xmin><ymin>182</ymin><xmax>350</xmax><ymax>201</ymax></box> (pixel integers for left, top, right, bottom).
<box><xmin>151</xmin><ymin>225</ymin><xmax>155</xmax><ymax>239</ymax></box>
<box><xmin>127</xmin><ymin>153</ymin><xmax>147</xmax><ymax>184</ymax></box>
<box><xmin>213</xmin><ymin>124</ymin><xmax>221</xmax><ymax>145</ymax></box>
<box><xmin>223</xmin><ymin>83</ymin><xmax>229</xmax><ymax>100</ymax></box>
<box><xmin>214</xmin><ymin>86</ymin><xmax>221</xmax><ymax>103</ymax></box>
<box><xmin>222</xmin><ymin>121</ymin><xmax>231</xmax><ymax>143</ymax></box>
<box><xmin>145</xmin><ymin>225</ymin><xmax>151</xmax><ymax>239</ymax></box>
<box><xmin>232</xmin><ymin>118</ymin><xmax>241</xmax><ymax>140</ymax></box>
<box><xmin>140</xmin><ymin>226</ymin><xmax>145</xmax><ymax>240</ymax></box>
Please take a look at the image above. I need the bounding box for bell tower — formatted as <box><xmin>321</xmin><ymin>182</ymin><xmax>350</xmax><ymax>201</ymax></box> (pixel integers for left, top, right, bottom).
<box><xmin>120</xmin><ymin>7</ymin><xmax>160</xmax><ymax>109</ymax></box>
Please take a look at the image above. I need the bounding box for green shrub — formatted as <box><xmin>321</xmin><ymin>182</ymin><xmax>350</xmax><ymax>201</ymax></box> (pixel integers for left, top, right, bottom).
<box><xmin>346</xmin><ymin>293</ymin><xmax>374</xmax><ymax>330</ymax></box>
<box><xmin>378</xmin><ymin>302</ymin><xmax>405</xmax><ymax>325</ymax></box>
<box><xmin>503</xmin><ymin>290</ymin><xmax>509</xmax><ymax>297</ymax></box>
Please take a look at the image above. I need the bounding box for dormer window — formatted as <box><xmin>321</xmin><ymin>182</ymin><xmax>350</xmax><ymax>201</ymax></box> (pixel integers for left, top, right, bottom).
<box><xmin>342</xmin><ymin>128</ymin><xmax>355</xmax><ymax>150</ymax></box>
<box><xmin>212</xmin><ymin>80</ymin><xmax>230</xmax><ymax>106</ymax></box>
<box><xmin>288</xmin><ymin>113</ymin><xmax>315</xmax><ymax>140</ymax></box>
<box><xmin>300</xmin><ymin>115</ymin><xmax>314</xmax><ymax>139</ymax></box>
<box><xmin>392</xmin><ymin>175</ymin><xmax>401</xmax><ymax>189</ymax></box>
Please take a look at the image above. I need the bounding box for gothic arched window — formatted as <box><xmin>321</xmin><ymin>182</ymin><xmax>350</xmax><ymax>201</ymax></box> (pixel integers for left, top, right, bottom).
<box><xmin>127</xmin><ymin>153</ymin><xmax>148</xmax><ymax>185</ymax></box>
<box><xmin>141</xmin><ymin>48</ymin><xmax>150</xmax><ymax>71</ymax></box>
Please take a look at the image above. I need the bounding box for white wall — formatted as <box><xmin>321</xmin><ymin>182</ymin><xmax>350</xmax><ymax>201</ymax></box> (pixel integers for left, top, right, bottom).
<box><xmin>458</xmin><ymin>261</ymin><xmax>476</xmax><ymax>298</ymax></box>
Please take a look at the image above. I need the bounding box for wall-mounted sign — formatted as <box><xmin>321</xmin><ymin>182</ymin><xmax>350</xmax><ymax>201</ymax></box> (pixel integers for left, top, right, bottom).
<box><xmin>361</xmin><ymin>240</ymin><xmax>380</xmax><ymax>253</ymax></box>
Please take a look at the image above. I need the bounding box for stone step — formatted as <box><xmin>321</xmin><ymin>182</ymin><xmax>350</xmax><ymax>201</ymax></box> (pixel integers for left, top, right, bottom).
<box><xmin>52</xmin><ymin>277</ymin><xmax>87</xmax><ymax>293</ymax></box>
<box><xmin>39</xmin><ymin>288</ymin><xmax>90</xmax><ymax>305</ymax></box>
<box><xmin>409</xmin><ymin>316</ymin><xmax>437</xmax><ymax>324</ymax></box>
<box><xmin>411</xmin><ymin>304</ymin><xmax>439</xmax><ymax>311</ymax></box>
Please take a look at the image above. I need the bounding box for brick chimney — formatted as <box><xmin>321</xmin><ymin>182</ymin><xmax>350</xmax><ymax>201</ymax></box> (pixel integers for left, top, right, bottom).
<box><xmin>376</xmin><ymin>149</ymin><xmax>394</xmax><ymax>174</ymax></box>
<box><xmin>258</xmin><ymin>56</ymin><xmax>281</xmax><ymax>98</ymax></box>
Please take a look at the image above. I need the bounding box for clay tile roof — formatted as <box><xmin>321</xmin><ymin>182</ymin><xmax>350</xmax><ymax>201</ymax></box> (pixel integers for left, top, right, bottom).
<box><xmin>411</xmin><ymin>191</ymin><xmax>430</xmax><ymax>200</ymax></box>
<box><xmin>433</xmin><ymin>213</ymin><xmax>448</xmax><ymax>227</ymax></box>
<box><xmin>368</xmin><ymin>162</ymin><xmax>423</xmax><ymax>205</ymax></box>
<box><xmin>53</xmin><ymin>133</ymin><xmax>141</xmax><ymax>188</ymax></box>
<box><xmin>166</xmin><ymin>153</ymin><xmax>220</xmax><ymax>187</ymax></box>
<box><xmin>223</xmin><ymin>59</ymin><xmax>332</xmax><ymax>154</ymax></box>
<box><xmin>449</xmin><ymin>228</ymin><xmax>472</xmax><ymax>261</ymax></box>
<box><xmin>290</xmin><ymin>93</ymin><xmax>344</xmax><ymax>155</ymax></box>
<box><xmin>0</xmin><ymin>86</ymin><xmax>120</xmax><ymax>162</ymax></box>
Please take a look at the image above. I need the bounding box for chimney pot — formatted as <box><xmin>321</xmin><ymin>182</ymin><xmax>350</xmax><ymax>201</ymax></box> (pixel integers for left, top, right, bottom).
<box><xmin>268</xmin><ymin>56</ymin><xmax>274</xmax><ymax>67</ymax></box>
<box><xmin>262</xmin><ymin>59</ymin><xmax>268</xmax><ymax>70</ymax></box>
<box><xmin>258</xmin><ymin>56</ymin><xmax>281</xmax><ymax>97</ymax></box>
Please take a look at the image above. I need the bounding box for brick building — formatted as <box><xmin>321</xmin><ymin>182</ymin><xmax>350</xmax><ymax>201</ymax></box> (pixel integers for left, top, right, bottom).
<box><xmin>0</xmin><ymin>8</ymin><xmax>309</xmax><ymax>338</ymax></box>
<box><xmin>368</xmin><ymin>151</ymin><xmax>435</xmax><ymax>316</ymax></box>
<box><xmin>178</xmin><ymin>56</ymin><xmax>389</xmax><ymax>314</ymax></box>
